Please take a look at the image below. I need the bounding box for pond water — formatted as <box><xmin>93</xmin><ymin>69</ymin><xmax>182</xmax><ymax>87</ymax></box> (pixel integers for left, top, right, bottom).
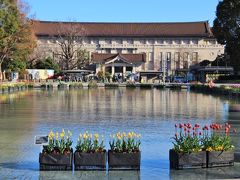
<box><xmin>0</xmin><ymin>88</ymin><xmax>240</xmax><ymax>180</ymax></box>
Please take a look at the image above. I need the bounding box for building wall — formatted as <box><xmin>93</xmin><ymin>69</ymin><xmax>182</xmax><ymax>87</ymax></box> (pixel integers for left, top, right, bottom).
<box><xmin>36</xmin><ymin>36</ymin><xmax>224</xmax><ymax>75</ymax></box>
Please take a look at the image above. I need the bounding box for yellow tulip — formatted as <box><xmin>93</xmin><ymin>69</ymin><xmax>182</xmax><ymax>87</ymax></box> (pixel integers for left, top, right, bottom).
<box><xmin>128</xmin><ymin>132</ymin><xmax>133</xmax><ymax>138</ymax></box>
<box><xmin>48</xmin><ymin>130</ymin><xmax>55</xmax><ymax>139</ymax></box>
<box><xmin>94</xmin><ymin>134</ymin><xmax>99</xmax><ymax>139</ymax></box>
<box><xmin>60</xmin><ymin>132</ymin><xmax>65</xmax><ymax>138</ymax></box>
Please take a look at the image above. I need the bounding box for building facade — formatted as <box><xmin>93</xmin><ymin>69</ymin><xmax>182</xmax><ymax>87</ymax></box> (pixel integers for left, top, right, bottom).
<box><xmin>33</xmin><ymin>21</ymin><xmax>224</xmax><ymax>78</ymax></box>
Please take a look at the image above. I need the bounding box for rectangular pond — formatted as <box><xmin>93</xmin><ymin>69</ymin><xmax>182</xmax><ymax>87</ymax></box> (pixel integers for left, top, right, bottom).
<box><xmin>0</xmin><ymin>88</ymin><xmax>239</xmax><ymax>179</ymax></box>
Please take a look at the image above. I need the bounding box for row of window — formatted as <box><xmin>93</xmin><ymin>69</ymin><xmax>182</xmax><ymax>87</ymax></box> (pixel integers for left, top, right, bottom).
<box><xmin>43</xmin><ymin>38</ymin><xmax>217</xmax><ymax>46</ymax></box>
<box><xmin>147</xmin><ymin>52</ymin><xmax>198</xmax><ymax>66</ymax></box>
<box><xmin>156</xmin><ymin>52</ymin><xmax>198</xmax><ymax>69</ymax></box>
<box><xmin>87</xmin><ymin>39</ymin><xmax>199</xmax><ymax>45</ymax></box>
<box><xmin>101</xmin><ymin>49</ymin><xmax>134</xmax><ymax>54</ymax></box>
<box><xmin>157</xmin><ymin>52</ymin><xmax>198</xmax><ymax>62</ymax></box>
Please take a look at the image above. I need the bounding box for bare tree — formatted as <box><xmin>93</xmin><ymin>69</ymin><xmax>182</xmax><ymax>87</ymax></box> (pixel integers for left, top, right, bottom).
<box><xmin>27</xmin><ymin>47</ymin><xmax>46</xmax><ymax>68</ymax></box>
<box><xmin>54</xmin><ymin>22</ymin><xmax>90</xmax><ymax>70</ymax></box>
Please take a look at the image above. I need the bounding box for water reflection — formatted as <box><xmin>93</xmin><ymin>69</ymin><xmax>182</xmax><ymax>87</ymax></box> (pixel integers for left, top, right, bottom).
<box><xmin>108</xmin><ymin>171</ymin><xmax>140</xmax><ymax>180</ymax></box>
<box><xmin>0</xmin><ymin>89</ymin><xmax>239</xmax><ymax>179</ymax></box>
<box><xmin>170</xmin><ymin>164</ymin><xmax>240</xmax><ymax>180</ymax></box>
<box><xmin>39</xmin><ymin>170</ymin><xmax>139</xmax><ymax>180</ymax></box>
<box><xmin>74</xmin><ymin>171</ymin><xmax>107</xmax><ymax>180</ymax></box>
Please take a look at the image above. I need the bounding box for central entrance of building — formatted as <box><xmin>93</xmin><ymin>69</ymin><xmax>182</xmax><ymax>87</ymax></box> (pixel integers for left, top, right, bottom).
<box><xmin>105</xmin><ymin>65</ymin><xmax>133</xmax><ymax>76</ymax></box>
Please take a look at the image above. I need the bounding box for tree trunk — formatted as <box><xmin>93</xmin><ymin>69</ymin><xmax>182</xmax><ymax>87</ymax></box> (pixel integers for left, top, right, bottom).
<box><xmin>0</xmin><ymin>62</ymin><xmax>2</xmax><ymax>81</ymax></box>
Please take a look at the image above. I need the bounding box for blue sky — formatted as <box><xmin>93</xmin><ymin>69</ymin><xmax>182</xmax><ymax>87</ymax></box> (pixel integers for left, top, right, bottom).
<box><xmin>26</xmin><ymin>0</ymin><xmax>220</xmax><ymax>26</ymax></box>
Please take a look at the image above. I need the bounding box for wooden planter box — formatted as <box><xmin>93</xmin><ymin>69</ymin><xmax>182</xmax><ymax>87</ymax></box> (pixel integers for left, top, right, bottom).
<box><xmin>74</xmin><ymin>151</ymin><xmax>107</xmax><ymax>170</ymax></box>
<box><xmin>169</xmin><ymin>149</ymin><xmax>206</xmax><ymax>169</ymax></box>
<box><xmin>39</xmin><ymin>152</ymin><xmax>73</xmax><ymax>171</ymax></box>
<box><xmin>108</xmin><ymin>151</ymin><xmax>141</xmax><ymax>170</ymax></box>
<box><xmin>207</xmin><ymin>151</ymin><xmax>234</xmax><ymax>167</ymax></box>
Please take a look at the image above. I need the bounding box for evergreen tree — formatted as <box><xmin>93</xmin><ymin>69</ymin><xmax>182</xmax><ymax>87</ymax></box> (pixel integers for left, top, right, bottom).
<box><xmin>34</xmin><ymin>57</ymin><xmax>60</xmax><ymax>73</ymax></box>
<box><xmin>213</xmin><ymin>0</ymin><xmax>240</xmax><ymax>72</ymax></box>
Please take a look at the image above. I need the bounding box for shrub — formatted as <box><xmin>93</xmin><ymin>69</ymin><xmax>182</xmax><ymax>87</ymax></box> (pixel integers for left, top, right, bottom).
<box><xmin>88</xmin><ymin>81</ymin><xmax>98</xmax><ymax>88</ymax></box>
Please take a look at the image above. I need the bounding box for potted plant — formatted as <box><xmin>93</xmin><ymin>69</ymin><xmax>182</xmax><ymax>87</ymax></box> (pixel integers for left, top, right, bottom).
<box><xmin>39</xmin><ymin>129</ymin><xmax>73</xmax><ymax>171</ymax></box>
<box><xmin>202</xmin><ymin>123</ymin><xmax>235</xmax><ymax>167</ymax></box>
<box><xmin>74</xmin><ymin>131</ymin><xmax>106</xmax><ymax>170</ymax></box>
<box><xmin>170</xmin><ymin>123</ymin><xmax>206</xmax><ymax>169</ymax></box>
<box><xmin>108</xmin><ymin>132</ymin><xmax>141</xmax><ymax>170</ymax></box>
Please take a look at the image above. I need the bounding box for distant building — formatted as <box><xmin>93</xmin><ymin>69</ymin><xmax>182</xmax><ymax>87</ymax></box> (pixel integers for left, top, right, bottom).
<box><xmin>33</xmin><ymin>21</ymin><xmax>224</xmax><ymax>78</ymax></box>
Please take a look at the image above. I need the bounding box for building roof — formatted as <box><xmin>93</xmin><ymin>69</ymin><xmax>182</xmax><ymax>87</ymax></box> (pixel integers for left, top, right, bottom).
<box><xmin>33</xmin><ymin>20</ymin><xmax>213</xmax><ymax>38</ymax></box>
<box><xmin>91</xmin><ymin>53</ymin><xmax>146</xmax><ymax>63</ymax></box>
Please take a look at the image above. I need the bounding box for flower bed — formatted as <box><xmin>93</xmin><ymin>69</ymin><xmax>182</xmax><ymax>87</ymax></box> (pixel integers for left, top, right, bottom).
<box><xmin>202</xmin><ymin>123</ymin><xmax>235</xmax><ymax>167</ymax></box>
<box><xmin>39</xmin><ymin>129</ymin><xmax>73</xmax><ymax>171</ymax></box>
<box><xmin>170</xmin><ymin>123</ymin><xmax>206</xmax><ymax>169</ymax></box>
<box><xmin>170</xmin><ymin>123</ymin><xmax>236</xmax><ymax>169</ymax></box>
<box><xmin>74</xmin><ymin>132</ymin><xmax>106</xmax><ymax>170</ymax></box>
<box><xmin>108</xmin><ymin>132</ymin><xmax>141</xmax><ymax>170</ymax></box>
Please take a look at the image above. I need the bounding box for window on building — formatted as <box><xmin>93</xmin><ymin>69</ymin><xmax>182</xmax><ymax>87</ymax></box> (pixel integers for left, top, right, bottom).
<box><xmin>117</xmin><ymin>49</ymin><xmax>122</xmax><ymax>53</ymax></box>
<box><xmin>191</xmin><ymin>39</ymin><xmax>198</xmax><ymax>44</ymax></box>
<box><xmin>149</xmin><ymin>52</ymin><xmax>153</xmax><ymax>61</ymax></box>
<box><xmin>83</xmin><ymin>39</ymin><xmax>89</xmax><ymax>44</ymax></box>
<box><xmin>192</xmin><ymin>52</ymin><xmax>198</xmax><ymax>64</ymax></box>
<box><xmin>157</xmin><ymin>39</ymin><xmax>163</xmax><ymax>44</ymax></box>
<box><xmin>166</xmin><ymin>52</ymin><xmax>171</xmax><ymax>70</ymax></box>
<box><xmin>165</xmin><ymin>40</ymin><xmax>172</xmax><ymax>44</ymax></box>
<box><xmin>105</xmin><ymin>49</ymin><xmax>111</xmax><ymax>53</ymax></box>
<box><xmin>208</xmin><ymin>40</ymin><xmax>216</xmax><ymax>45</ymax></box>
<box><xmin>174</xmin><ymin>40</ymin><xmax>180</xmax><ymax>44</ymax></box>
<box><xmin>182</xmin><ymin>39</ymin><xmax>190</xmax><ymax>44</ymax></box>
<box><xmin>105</xmin><ymin>39</ymin><xmax>111</xmax><ymax>44</ymax></box>
<box><xmin>127</xmin><ymin>39</ymin><xmax>133</xmax><ymax>44</ymax></box>
<box><xmin>174</xmin><ymin>52</ymin><xmax>180</xmax><ymax>69</ymax></box>
<box><xmin>183</xmin><ymin>52</ymin><xmax>189</xmax><ymax>68</ymax></box>
<box><xmin>115</xmin><ymin>39</ymin><xmax>122</xmax><ymax>44</ymax></box>
<box><xmin>147</xmin><ymin>40</ymin><xmax>153</xmax><ymax>45</ymax></box>
<box><xmin>140</xmin><ymin>39</ymin><xmax>145</xmax><ymax>44</ymax></box>
<box><xmin>159</xmin><ymin>52</ymin><xmax>163</xmax><ymax>71</ymax></box>
<box><xmin>127</xmin><ymin>49</ymin><xmax>133</xmax><ymax>53</ymax></box>
<box><xmin>166</xmin><ymin>52</ymin><xmax>171</xmax><ymax>61</ymax></box>
<box><xmin>134</xmin><ymin>40</ymin><xmax>140</xmax><ymax>45</ymax></box>
<box><xmin>91</xmin><ymin>39</ymin><xmax>98</xmax><ymax>45</ymax></box>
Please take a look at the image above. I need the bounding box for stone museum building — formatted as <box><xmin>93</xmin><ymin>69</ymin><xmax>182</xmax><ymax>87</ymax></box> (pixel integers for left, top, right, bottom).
<box><xmin>33</xmin><ymin>21</ymin><xmax>224</xmax><ymax>78</ymax></box>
